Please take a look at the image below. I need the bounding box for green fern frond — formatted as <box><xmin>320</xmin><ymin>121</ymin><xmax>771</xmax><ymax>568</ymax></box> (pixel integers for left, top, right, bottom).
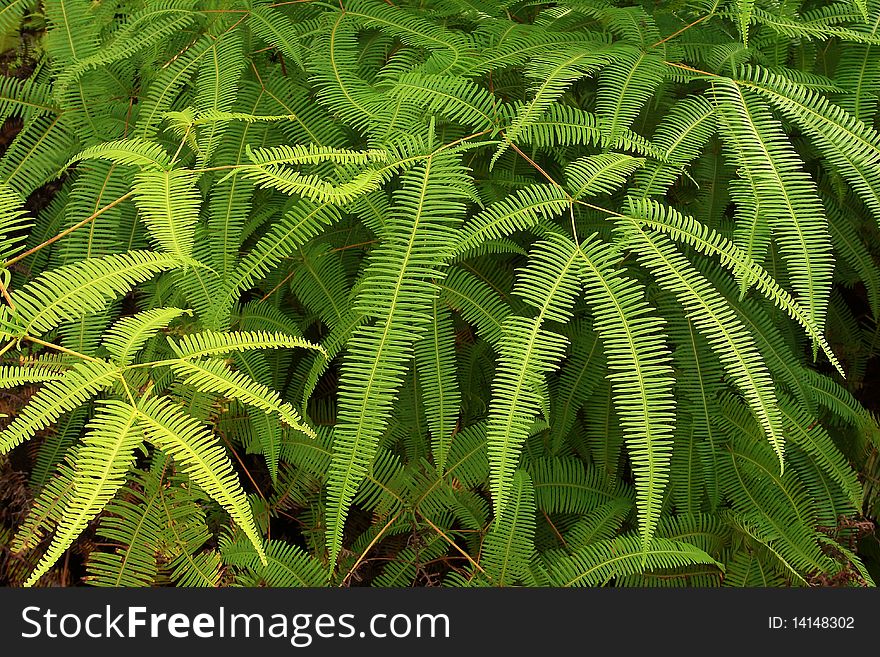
<box><xmin>478</xmin><ymin>469</ymin><xmax>537</xmax><ymax>586</ymax></box>
<box><xmin>414</xmin><ymin>299</ymin><xmax>461</xmax><ymax>472</ymax></box>
<box><xmin>43</xmin><ymin>0</ymin><xmax>100</xmax><ymax>66</ymax></box>
<box><xmin>8</xmin><ymin>250</ymin><xmax>188</xmax><ymax>336</ymax></box>
<box><xmin>68</xmin><ymin>138</ymin><xmax>173</xmax><ymax>171</ymax></box>
<box><xmin>170</xmin><ymin>329</ymin><xmax>324</xmax><ymax>359</ymax></box>
<box><xmin>0</xmin><ymin>182</ymin><xmax>31</xmax><ymax>263</ymax></box>
<box><xmin>545</xmin><ymin>535</ymin><xmax>721</xmax><ymax>586</ymax></box>
<box><xmin>454</xmin><ymin>184</ymin><xmax>570</xmax><ymax>258</ymax></box>
<box><xmin>325</xmin><ymin>148</ymin><xmax>470</xmax><ymax>567</ymax></box>
<box><xmin>132</xmin><ymin>169</ymin><xmax>201</xmax><ymax>259</ymax></box>
<box><xmin>739</xmin><ymin>65</ymin><xmax>880</xmax><ymax>220</ymax></box>
<box><xmin>102</xmin><ymin>307</ymin><xmax>189</xmax><ymax>366</ymax></box>
<box><xmin>246</xmin><ymin>144</ymin><xmax>387</xmax><ymax>168</ymax></box>
<box><xmin>574</xmin><ymin>233</ymin><xmax>675</xmax><ymax>549</ymax></box>
<box><xmin>247</xmin><ymin>6</ymin><xmax>303</xmax><ymax>67</ymax></box>
<box><xmin>170</xmin><ymin>357</ymin><xmax>314</xmax><ymax>436</ymax></box>
<box><xmin>86</xmin><ymin>468</ymin><xmax>166</xmax><ymax>587</ymax></box>
<box><xmin>388</xmin><ymin>73</ymin><xmax>499</xmax><ymax>130</ymax></box>
<box><xmin>596</xmin><ymin>48</ymin><xmax>666</xmax><ymax>146</ymax></box>
<box><xmin>135</xmin><ymin>396</ymin><xmax>266</xmax><ymax>565</ymax></box>
<box><xmin>487</xmin><ymin>233</ymin><xmax>582</xmax><ymax>520</ymax></box>
<box><xmin>0</xmin><ymin>365</ymin><xmax>66</xmax><ymax>387</ymax></box>
<box><xmin>196</xmin><ymin>31</ymin><xmax>245</xmax><ymax>166</ymax></box>
<box><xmin>222</xmin><ymin>536</ymin><xmax>328</xmax><ymax>587</ymax></box>
<box><xmin>0</xmin><ymin>360</ymin><xmax>118</xmax><ymax>455</ymax></box>
<box><xmin>624</xmin><ymin>198</ymin><xmax>843</xmax><ymax>375</ymax></box>
<box><xmin>54</xmin><ymin>5</ymin><xmax>196</xmax><ymax>94</ymax></box>
<box><xmin>493</xmin><ymin>46</ymin><xmax>621</xmax><ymax>165</ymax></box>
<box><xmin>564</xmin><ymin>153</ymin><xmax>645</xmax><ymax>198</ymax></box>
<box><xmin>712</xmin><ymin>77</ymin><xmax>834</xmax><ymax>332</ymax></box>
<box><xmin>23</xmin><ymin>400</ymin><xmax>142</xmax><ymax>587</ymax></box>
<box><xmin>619</xmin><ymin>222</ymin><xmax>786</xmax><ymax>468</ymax></box>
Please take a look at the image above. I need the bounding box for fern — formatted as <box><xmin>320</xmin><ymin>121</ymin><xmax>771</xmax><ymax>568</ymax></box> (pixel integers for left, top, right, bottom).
<box><xmin>134</xmin><ymin>396</ymin><xmax>266</xmax><ymax>565</ymax></box>
<box><xmin>0</xmin><ymin>0</ymin><xmax>876</xmax><ymax>590</ymax></box>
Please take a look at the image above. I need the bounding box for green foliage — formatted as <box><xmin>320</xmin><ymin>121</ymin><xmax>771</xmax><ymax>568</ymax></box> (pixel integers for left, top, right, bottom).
<box><xmin>0</xmin><ymin>0</ymin><xmax>878</xmax><ymax>589</ymax></box>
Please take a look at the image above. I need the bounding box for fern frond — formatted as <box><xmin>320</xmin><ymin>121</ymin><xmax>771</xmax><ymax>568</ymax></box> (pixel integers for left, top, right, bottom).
<box><xmin>247</xmin><ymin>6</ymin><xmax>303</xmax><ymax>67</ymax></box>
<box><xmin>170</xmin><ymin>357</ymin><xmax>314</xmax><ymax>436</ymax></box>
<box><xmin>779</xmin><ymin>397</ymin><xmax>862</xmax><ymax>509</ymax></box>
<box><xmin>222</xmin><ymin>536</ymin><xmax>328</xmax><ymax>587</ymax></box>
<box><xmin>135</xmin><ymin>396</ymin><xmax>266</xmax><ymax>565</ymax></box>
<box><xmin>9</xmin><ymin>250</ymin><xmax>188</xmax><ymax>336</ymax></box>
<box><xmin>0</xmin><ymin>360</ymin><xmax>118</xmax><ymax>454</ymax></box>
<box><xmin>564</xmin><ymin>153</ymin><xmax>644</xmax><ymax>198</ymax></box>
<box><xmin>102</xmin><ymin>307</ymin><xmax>189</xmax><ymax>366</ymax></box>
<box><xmin>414</xmin><ymin>299</ymin><xmax>461</xmax><ymax>472</ymax></box>
<box><xmin>132</xmin><ymin>169</ymin><xmax>201</xmax><ymax>259</ymax></box>
<box><xmin>574</xmin><ymin>233</ymin><xmax>675</xmax><ymax>549</ymax></box>
<box><xmin>596</xmin><ymin>48</ymin><xmax>666</xmax><ymax>145</ymax></box>
<box><xmin>530</xmin><ymin>457</ymin><xmax>632</xmax><ymax>515</ymax></box>
<box><xmin>196</xmin><ymin>31</ymin><xmax>246</xmax><ymax>166</ymax></box>
<box><xmin>439</xmin><ymin>268</ymin><xmax>510</xmax><ymax>348</ymax></box>
<box><xmin>739</xmin><ymin>65</ymin><xmax>880</xmax><ymax>220</ymax></box>
<box><xmin>43</xmin><ymin>0</ymin><xmax>100</xmax><ymax>66</ymax></box>
<box><xmin>0</xmin><ymin>365</ymin><xmax>66</xmax><ymax>387</ymax></box>
<box><xmin>86</xmin><ymin>468</ymin><xmax>165</xmax><ymax>587</ymax></box>
<box><xmin>487</xmin><ymin>233</ymin><xmax>582</xmax><ymax>520</ymax></box>
<box><xmin>478</xmin><ymin>469</ymin><xmax>537</xmax><ymax>586</ymax></box>
<box><xmin>388</xmin><ymin>73</ymin><xmax>499</xmax><ymax>130</ymax></box>
<box><xmin>325</xmin><ymin>149</ymin><xmax>470</xmax><ymax>567</ymax></box>
<box><xmin>23</xmin><ymin>400</ymin><xmax>142</xmax><ymax>587</ymax></box>
<box><xmin>619</xmin><ymin>222</ymin><xmax>785</xmax><ymax>468</ymax></box>
<box><xmin>712</xmin><ymin>77</ymin><xmax>834</xmax><ymax>332</ymax></box>
<box><xmin>54</xmin><ymin>5</ymin><xmax>196</xmax><ymax>94</ymax></box>
<box><xmin>68</xmin><ymin>138</ymin><xmax>173</xmax><ymax>170</ymax></box>
<box><xmin>545</xmin><ymin>536</ymin><xmax>721</xmax><ymax>586</ymax></box>
<box><xmin>246</xmin><ymin>144</ymin><xmax>387</xmax><ymax>168</ymax></box>
<box><xmin>0</xmin><ymin>182</ymin><xmax>31</xmax><ymax>263</ymax></box>
<box><xmin>624</xmin><ymin>198</ymin><xmax>843</xmax><ymax>375</ymax></box>
<box><xmin>493</xmin><ymin>46</ymin><xmax>621</xmax><ymax>165</ymax></box>
<box><xmin>170</xmin><ymin>329</ymin><xmax>324</xmax><ymax>359</ymax></box>
<box><xmin>454</xmin><ymin>184</ymin><xmax>570</xmax><ymax>258</ymax></box>
<box><xmin>342</xmin><ymin>0</ymin><xmax>469</xmax><ymax>71</ymax></box>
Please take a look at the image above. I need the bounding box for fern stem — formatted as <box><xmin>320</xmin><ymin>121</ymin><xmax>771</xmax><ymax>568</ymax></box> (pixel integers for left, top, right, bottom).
<box><xmin>651</xmin><ymin>14</ymin><xmax>714</xmax><ymax>48</ymax></box>
<box><xmin>0</xmin><ymin>277</ymin><xmax>15</xmax><ymax>312</ymax></box>
<box><xmin>339</xmin><ymin>510</ymin><xmax>403</xmax><ymax>586</ymax></box>
<box><xmin>507</xmin><ymin>138</ymin><xmax>569</xmax><ymax>195</ymax></box>
<box><xmin>259</xmin><ymin>268</ymin><xmax>298</xmax><ymax>302</ymax></box>
<box><xmin>22</xmin><ymin>335</ymin><xmax>105</xmax><ymax>364</ymax></box>
<box><xmin>506</xmin><ymin>137</ymin><xmax>625</xmax><ymax>226</ymax></box>
<box><xmin>663</xmin><ymin>61</ymin><xmax>719</xmax><ymax>78</ymax></box>
<box><xmin>419</xmin><ymin>512</ymin><xmax>491</xmax><ymax>580</ymax></box>
<box><xmin>3</xmin><ymin>191</ymin><xmax>136</xmax><ymax>268</ymax></box>
<box><xmin>117</xmin><ymin>372</ymin><xmax>140</xmax><ymax>407</ymax></box>
<box><xmin>219</xmin><ymin>431</ymin><xmax>267</xmax><ymax>501</ymax></box>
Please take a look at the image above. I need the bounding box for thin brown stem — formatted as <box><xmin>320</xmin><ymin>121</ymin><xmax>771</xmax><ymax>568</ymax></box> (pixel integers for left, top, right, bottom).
<box><xmin>663</xmin><ymin>60</ymin><xmax>719</xmax><ymax>78</ymax></box>
<box><xmin>4</xmin><ymin>191</ymin><xmax>136</xmax><ymax>268</ymax></box>
<box><xmin>22</xmin><ymin>335</ymin><xmax>104</xmax><ymax>363</ymax></box>
<box><xmin>0</xmin><ymin>277</ymin><xmax>15</xmax><ymax>311</ymax></box>
<box><xmin>419</xmin><ymin>513</ymin><xmax>490</xmax><ymax>579</ymax></box>
<box><xmin>542</xmin><ymin>509</ymin><xmax>568</xmax><ymax>549</ymax></box>
<box><xmin>220</xmin><ymin>431</ymin><xmax>266</xmax><ymax>500</ymax></box>
<box><xmin>507</xmin><ymin>138</ymin><xmax>568</xmax><ymax>194</ymax></box>
<box><xmin>340</xmin><ymin>511</ymin><xmax>403</xmax><ymax>586</ymax></box>
<box><xmin>259</xmin><ymin>268</ymin><xmax>298</xmax><ymax>302</ymax></box>
<box><xmin>651</xmin><ymin>14</ymin><xmax>713</xmax><ymax>48</ymax></box>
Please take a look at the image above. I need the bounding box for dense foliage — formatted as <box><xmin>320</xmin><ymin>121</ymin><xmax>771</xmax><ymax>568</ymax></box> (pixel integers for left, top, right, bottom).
<box><xmin>0</xmin><ymin>0</ymin><xmax>879</xmax><ymax>587</ymax></box>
